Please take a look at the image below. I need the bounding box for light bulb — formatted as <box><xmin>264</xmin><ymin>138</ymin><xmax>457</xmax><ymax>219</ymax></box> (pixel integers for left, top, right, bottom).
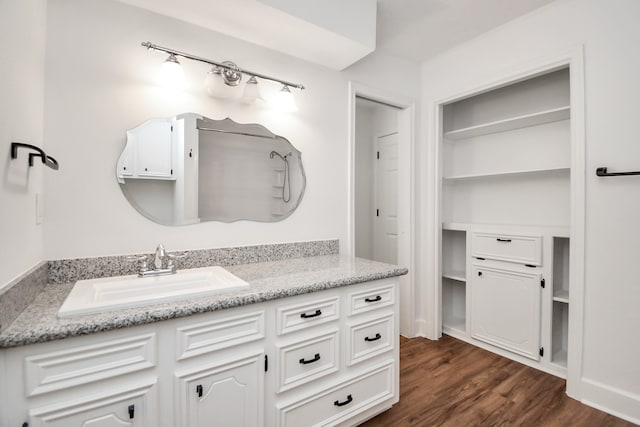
<box><xmin>241</xmin><ymin>76</ymin><xmax>262</xmax><ymax>104</ymax></box>
<box><xmin>205</xmin><ymin>66</ymin><xmax>241</xmax><ymax>98</ymax></box>
<box><xmin>159</xmin><ymin>54</ymin><xmax>185</xmax><ymax>89</ymax></box>
<box><xmin>270</xmin><ymin>85</ymin><xmax>298</xmax><ymax>112</ymax></box>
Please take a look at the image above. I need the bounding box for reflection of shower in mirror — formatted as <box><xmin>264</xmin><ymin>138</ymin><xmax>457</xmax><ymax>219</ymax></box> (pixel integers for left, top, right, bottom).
<box><xmin>270</xmin><ymin>151</ymin><xmax>291</xmax><ymax>203</ymax></box>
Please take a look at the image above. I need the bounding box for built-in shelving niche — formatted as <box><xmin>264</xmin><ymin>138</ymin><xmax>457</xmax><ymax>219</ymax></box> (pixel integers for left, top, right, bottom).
<box><xmin>551</xmin><ymin>236</ymin><xmax>570</xmax><ymax>368</ymax></box>
<box><xmin>439</xmin><ymin>67</ymin><xmax>572</xmax><ymax>378</ymax></box>
<box><xmin>442</xmin><ymin>229</ymin><xmax>467</xmax><ymax>335</ymax></box>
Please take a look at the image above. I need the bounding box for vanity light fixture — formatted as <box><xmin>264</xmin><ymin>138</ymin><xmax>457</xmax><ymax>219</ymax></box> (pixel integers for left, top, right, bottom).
<box><xmin>142</xmin><ymin>41</ymin><xmax>304</xmax><ymax>109</ymax></box>
<box><xmin>159</xmin><ymin>54</ymin><xmax>186</xmax><ymax>89</ymax></box>
<box><xmin>241</xmin><ymin>76</ymin><xmax>263</xmax><ymax>104</ymax></box>
<box><xmin>270</xmin><ymin>85</ymin><xmax>298</xmax><ymax>112</ymax></box>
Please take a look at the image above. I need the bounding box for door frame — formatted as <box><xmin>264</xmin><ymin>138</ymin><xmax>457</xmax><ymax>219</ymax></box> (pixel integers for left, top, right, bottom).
<box><xmin>429</xmin><ymin>47</ymin><xmax>586</xmax><ymax>398</ymax></box>
<box><xmin>348</xmin><ymin>81</ymin><xmax>416</xmax><ymax>337</ymax></box>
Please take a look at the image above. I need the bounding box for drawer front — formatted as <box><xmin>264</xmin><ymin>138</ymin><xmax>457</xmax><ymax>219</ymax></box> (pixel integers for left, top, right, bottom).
<box><xmin>175</xmin><ymin>310</ymin><xmax>265</xmax><ymax>360</ymax></box>
<box><xmin>277</xmin><ymin>330</ymin><xmax>339</xmax><ymax>393</ymax></box>
<box><xmin>25</xmin><ymin>333</ymin><xmax>156</xmax><ymax>397</ymax></box>
<box><xmin>276</xmin><ymin>296</ymin><xmax>340</xmax><ymax>336</ymax></box>
<box><xmin>472</xmin><ymin>232</ymin><xmax>542</xmax><ymax>266</ymax></box>
<box><xmin>277</xmin><ymin>360</ymin><xmax>394</xmax><ymax>427</ymax></box>
<box><xmin>348</xmin><ymin>284</ymin><xmax>395</xmax><ymax>316</ymax></box>
<box><xmin>348</xmin><ymin>314</ymin><xmax>394</xmax><ymax>366</ymax></box>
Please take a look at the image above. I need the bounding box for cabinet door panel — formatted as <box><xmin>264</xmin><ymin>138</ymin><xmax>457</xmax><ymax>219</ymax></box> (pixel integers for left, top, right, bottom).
<box><xmin>29</xmin><ymin>382</ymin><xmax>155</xmax><ymax>427</ymax></box>
<box><xmin>176</xmin><ymin>352</ymin><xmax>264</xmax><ymax>427</ymax></box>
<box><xmin>470</xmin><ymin>264</ymin><xmax>541</xmax><ymax>360</ymax></box>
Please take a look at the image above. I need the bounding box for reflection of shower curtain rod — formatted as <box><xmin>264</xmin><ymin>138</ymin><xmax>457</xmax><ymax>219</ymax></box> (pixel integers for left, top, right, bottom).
<box><xmin>197</xmin><ymin>126</ymin><xmax>276</xmax><ymax>140</ymax></box>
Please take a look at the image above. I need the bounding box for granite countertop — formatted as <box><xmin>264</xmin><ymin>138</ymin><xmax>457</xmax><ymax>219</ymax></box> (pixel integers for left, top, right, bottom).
<box><xmin>0</xmin><ymin>255</ymin><xmax>407</xmax><ymax>349</ymax></box>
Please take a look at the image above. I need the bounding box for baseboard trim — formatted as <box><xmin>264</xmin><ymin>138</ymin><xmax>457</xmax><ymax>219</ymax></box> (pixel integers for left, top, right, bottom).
<box><xmin>581</xmin><ymin>378</ymin><xmax>640</xmax><ymax>425</ymax></box>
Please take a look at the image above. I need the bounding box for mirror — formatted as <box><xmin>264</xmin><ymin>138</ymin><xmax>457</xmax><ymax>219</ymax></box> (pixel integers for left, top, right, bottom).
<box><xmin>116</xmin><ymin>113</ymin><xmax>306</xmax><ymax>224</ymax></box>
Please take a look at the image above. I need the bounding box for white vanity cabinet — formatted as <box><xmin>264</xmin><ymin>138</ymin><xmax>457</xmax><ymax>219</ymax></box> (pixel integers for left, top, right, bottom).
<box><xmin>1</xmin><ymin>327</ymin><xmax>161</xmax><ymax>427</ymax></box>
<box><xmin>0</xmin><ymin>278</ymin><xmax>400</xmax><ymax>427</ymax></box>
<box><xmin>273</xmin><ymin>281</ymin><xmax>399</xmax><ymax>427</ymax></box>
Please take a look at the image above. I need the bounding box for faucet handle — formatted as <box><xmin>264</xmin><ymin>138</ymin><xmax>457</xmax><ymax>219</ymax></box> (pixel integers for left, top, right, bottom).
<box><xmin>126</xmin><ymin>255</ymin><xmax>149</xmax><ymax>274</ymax></box>
<box><xmin>167</xmin><ymin>251</ymin><xmax>188</xmax><ymax>269</ymax></box>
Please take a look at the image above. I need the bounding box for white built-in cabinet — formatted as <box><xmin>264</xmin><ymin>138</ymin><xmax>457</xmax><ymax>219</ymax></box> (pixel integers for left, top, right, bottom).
<box><xmin>0</xmin><ymin>279</ymin><xmax>399</xmax><ymax>427</ymax></box>
<box><xmin>440</xmin><ymin>68</ymin><xmax>572</xmax><ymax>377</ymax></box>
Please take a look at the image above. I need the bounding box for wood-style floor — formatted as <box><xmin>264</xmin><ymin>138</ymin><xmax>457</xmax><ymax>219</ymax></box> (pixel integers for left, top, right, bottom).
<box><xmin>362</xmin><ymin>335</ymin><xmax>635</xmax><ymax>427</ymax></box>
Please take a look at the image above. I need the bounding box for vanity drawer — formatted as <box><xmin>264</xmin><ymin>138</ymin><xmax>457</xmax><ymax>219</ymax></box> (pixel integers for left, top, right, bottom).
<box><xmin>277</xmin><ymin>360</ymin><xmax>394</xmax><ymax>427</ymax></box>
<box><xmin>472</xmin><ymin>232</ymin><xmax>542</xmax><ymax>266</ymax></box>
<box><xmin>348</xmin><ymin>283</ymin><xmax>395</xmax><ymax>316</ymax></box>
<box><xmin>347</xmin><ymin>314</ymin><xmax>394</xmax><ymax>366</ymax></box>
<box><xmin>276</xmin><ymin>296</ymin><xmax>340</xmax><ymax>336</ymax></box>
<box><xmin>24</xmin><ymin>333</ymin><xmax>156</xmax><ymax>397</ymax></box>
<box><xmin>276</xmin><ymin>330</ymin><xmax>339</xmax><ymax>393</ymax></box>
<box><xmin>175</xmin><ymin>310</ymin><xmax>265</xmax><ymax>360</ymax></box>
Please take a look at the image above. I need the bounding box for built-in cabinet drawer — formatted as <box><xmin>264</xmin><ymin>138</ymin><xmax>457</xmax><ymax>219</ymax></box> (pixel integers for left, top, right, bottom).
<box><xmin>347</xmin><ymin>314</ymin><xmax>394</xmax><ymax>366</ymax></box>
<box><xmin>276</xmin><ymin>360</ymin><xmax>394</xmax><ymax>427</ymax></box>
<box><xmin>276</xmin><ymin>330</ymin><xmax>339</xmax><ymax>393</ymax></box>
<box><xmin>276</xmin><ymin>296</ymin><xmax>340</xmax><ymax>335</ymax></box>
<box><xmin>472</xmin><ymin>232</ymin><xmax>542</xmax><ymax>266</ymax></box>
<box><xmin>348</xmin><ymin>284</ymin><xmax>395</xmax><ymax>316</ymax></box>
<box><xmin>175</xmin><ymin>311</ymin><xmax>265</xmax><ymax>361</ymax></box>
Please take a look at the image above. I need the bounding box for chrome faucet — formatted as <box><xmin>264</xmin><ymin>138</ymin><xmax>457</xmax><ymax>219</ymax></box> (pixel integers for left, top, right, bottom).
<box><xmin>127</xmin><ymin>244</ymin><xmax>188</xmax><ymax>278</ymax></box>
<box><xmin>154</xmin><ymin>244</ymin><xmax>166</xmax><ymax>270</ymax></box>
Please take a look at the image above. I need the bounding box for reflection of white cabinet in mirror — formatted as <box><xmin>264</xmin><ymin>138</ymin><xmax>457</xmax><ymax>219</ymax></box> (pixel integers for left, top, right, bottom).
<box><xmin>117</xmin><ymin>118</ymin><xmax>176</xmax><ymax>181</ymax></box>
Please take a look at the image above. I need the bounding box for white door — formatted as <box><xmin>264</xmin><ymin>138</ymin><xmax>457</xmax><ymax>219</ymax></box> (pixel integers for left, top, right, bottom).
<box><xmin>374</xmin><ymin>133</ymin><xmax>398</xmax><ymax>265</ymax></box>
<box><xmin>470</xmin><ymin>264</ymin><xmax>542</xmax><ymax>360</ymax></box>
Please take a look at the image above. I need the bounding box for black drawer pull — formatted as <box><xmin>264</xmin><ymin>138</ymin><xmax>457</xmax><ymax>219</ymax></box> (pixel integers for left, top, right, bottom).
<box><xmin>300</xmin><ymin>309</ymin><xmax>322</xmax><ymax>319</ymax></box>
<box><xmin>334</xmin><ymin>394</ymin><xmax>353</xmax><ymax>407</ymax></box>
<box><xmin>364</xmin><ymin>333</ymin><xmax>382</xmax><ymax>342</ymax></box>
<box><xmin>299</xmin><ymin>353</ymin><xmax>321</xmax><ymax>364</ymax></box>
<box><xmin>128</xmin><ymin>404</ymin><xmax>135</xmax><ymax>419</ymax></box>
<box><xmin>365</xmin><ymin>295</ymin><xmax>382</xmax><ymax>303</ymax></box>
<box><xmin>496</xmin><ymin>238</ymin><xmax>512</xmax><ymax>242</ymax></box>
<box><xmin>196</xmin><ymin>384</ymin><xmax>203</xmax><ymax>397</ymax></box>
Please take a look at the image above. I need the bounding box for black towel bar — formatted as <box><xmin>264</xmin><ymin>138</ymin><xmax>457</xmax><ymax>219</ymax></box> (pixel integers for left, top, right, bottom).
<box><xmin>596</xmin><ymin>167</ymin><xmax>640</xmax><ymax>177</ymax></box>
<box><xmin>10</xmin><ymin>142</ymin><xmax>59</xmax><ymax>170</ymax></box>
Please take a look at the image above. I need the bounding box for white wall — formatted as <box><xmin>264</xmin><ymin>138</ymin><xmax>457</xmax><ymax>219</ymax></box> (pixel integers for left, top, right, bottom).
<box><xmin>354</xmin><ymin>103</ymin><xmax>374</xmax><ymax>259</ymax></box>
<box><xmin>42</xmin><ymin>0</ymin><xmax>421</xmax><ymax>261</ymax></box>
<box><xmin>419</xmin><ymin>0</ymin><xmax>640</xmax><ymax>421</ymax></box>
<box><xmin>0</xmin><ymin>0</ymin><xmax>46</xmax><ymax>289</ymax></box>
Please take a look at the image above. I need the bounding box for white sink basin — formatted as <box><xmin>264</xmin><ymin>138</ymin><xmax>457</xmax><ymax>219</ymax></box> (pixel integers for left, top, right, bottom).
<box><xmin>58</xmin><ymin>266</ymin><xmax>249</xmax><ymax>318</ymax></box>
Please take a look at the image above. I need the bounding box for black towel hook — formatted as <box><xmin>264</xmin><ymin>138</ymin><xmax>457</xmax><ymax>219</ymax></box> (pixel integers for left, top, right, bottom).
<box><xmin>10</xmin><ymin>142</ymin><xmax>59</xmax><ymax>170</ymax></box>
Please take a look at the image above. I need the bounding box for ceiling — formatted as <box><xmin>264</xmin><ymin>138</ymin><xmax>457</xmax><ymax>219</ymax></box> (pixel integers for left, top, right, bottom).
<box><xmin>376</xmin><ymin>0</ymin><xmax>556</xmax><ymax>63</ymax></box>
<box><xmin>117</xmin><ymin>0</ymin><xmax>556</xmax><ymax>67</ymax></box>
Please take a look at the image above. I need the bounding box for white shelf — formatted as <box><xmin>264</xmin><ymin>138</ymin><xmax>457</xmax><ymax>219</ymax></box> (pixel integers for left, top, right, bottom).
<box><xmin>443</xmin><ymin>166</ymin><xmax>569</xmax><ymax>181</ymax></box>
<box><xmin>442</xmin><ymin>271</ymin><xmax>466</xmax><ymax>282</ymax></box>
<box><xmin>442</xmin><ymin>222</ymin><xmax>470</xmax><ymax>232</ymax></box>
<box><xmin>551</xmin><ymin>349</ymin><xmax>568</xmax><ymax>368</ymax></box>
<box><xmin>444</xmin><ymin>106</ymin><xmax>570</xmax><ymax>140</ymax></box>
<box><xmin>442</xmin><ymin>316</ymin><xmax>466</xmax><ymax>335</ymax></box>
<box><xmin>553</xmin><ymin>289</ymin><xmax>570</xmax><ymax>304</ymax></box>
